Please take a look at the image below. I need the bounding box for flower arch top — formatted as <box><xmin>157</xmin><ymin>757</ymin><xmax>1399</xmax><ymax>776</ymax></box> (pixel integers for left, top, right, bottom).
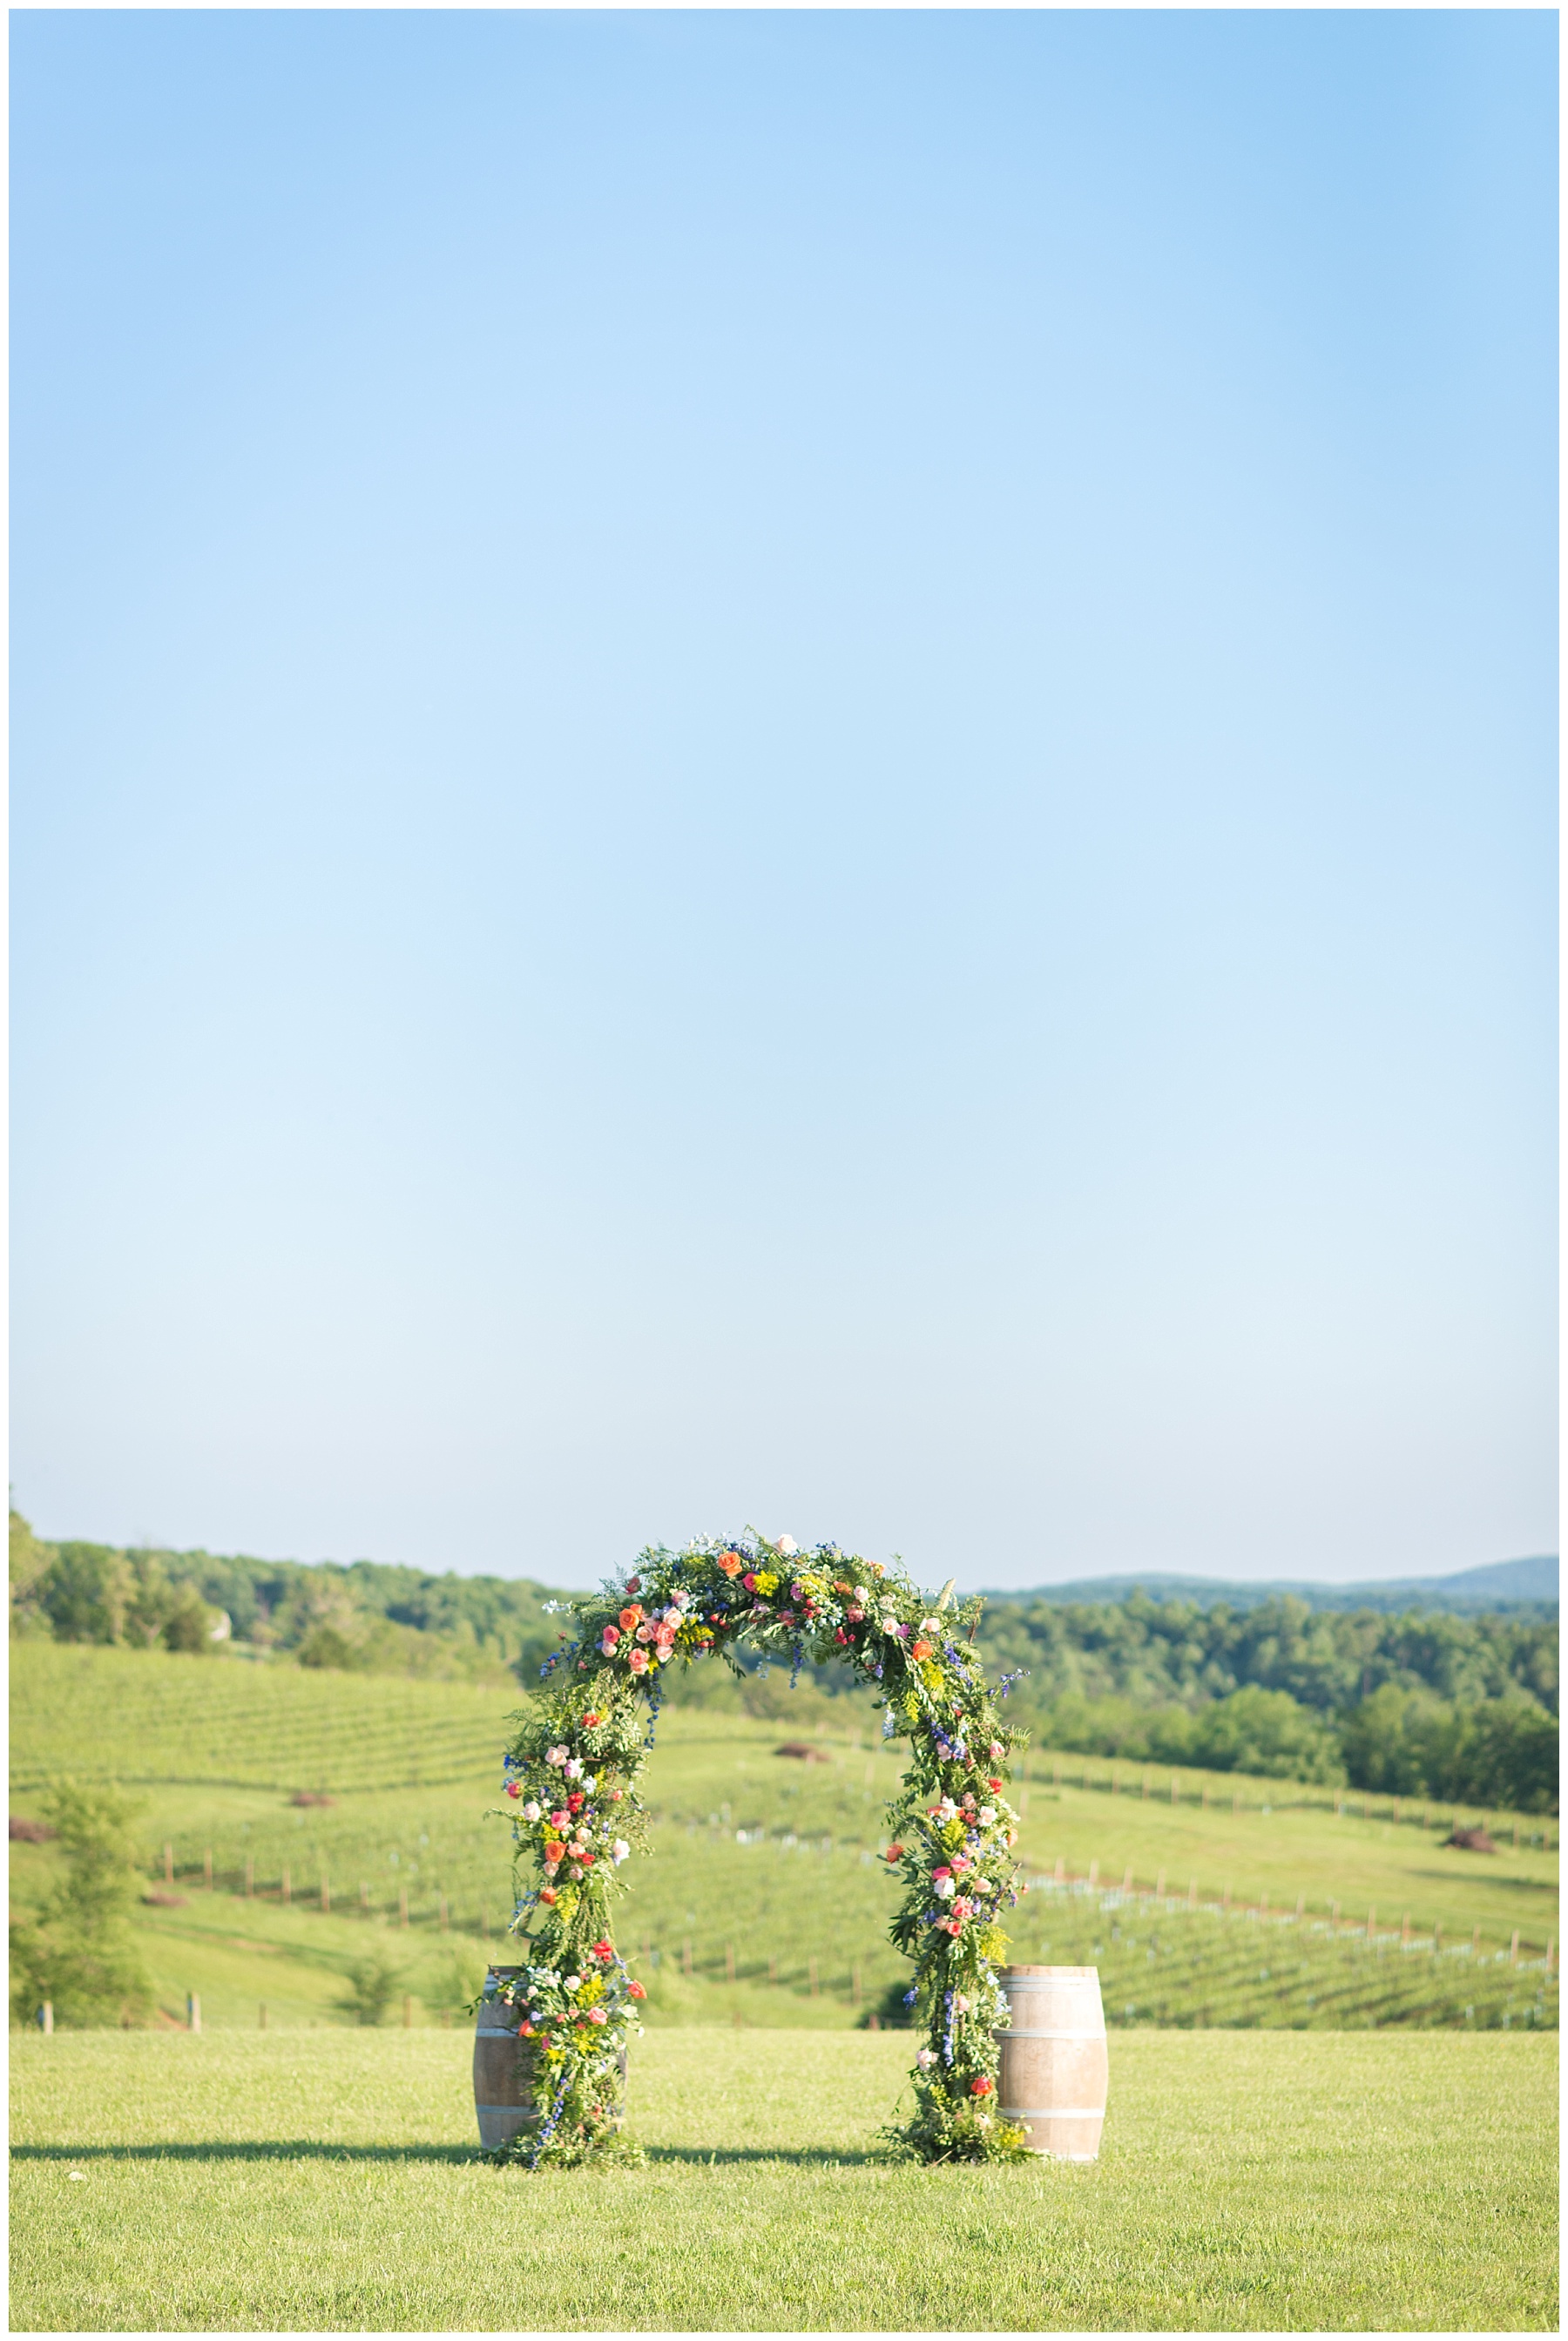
<box><xmin>490</xmin><ymin>1532</ymin><xmax>1031</xmax><ymax>2165</ymax></box>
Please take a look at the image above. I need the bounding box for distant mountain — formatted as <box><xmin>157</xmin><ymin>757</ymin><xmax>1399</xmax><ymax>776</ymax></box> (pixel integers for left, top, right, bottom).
<box><xmin>978</xmin><ymin>1555</ymin><xmax>1558</xmax><ymax>1618</ymax></box>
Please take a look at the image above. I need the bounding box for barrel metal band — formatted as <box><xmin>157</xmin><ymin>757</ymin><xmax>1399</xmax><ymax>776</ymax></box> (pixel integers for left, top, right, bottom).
<box><xmin>1006</xmin><ymin>2116</ymin><xmax>1105</xmax><ymax>2135</ymax></box>
<box><xmin>998</xmin><ymin>2026</ymin><xmax>1104</xmax><ymax>2039</ymax></box>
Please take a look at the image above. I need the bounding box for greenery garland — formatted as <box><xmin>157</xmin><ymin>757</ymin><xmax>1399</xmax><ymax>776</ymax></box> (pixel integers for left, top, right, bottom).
<box><xmin>487</xmin><ymin>1532</ymin><xmax>1032</xmax><ymax>2167</ymax></box>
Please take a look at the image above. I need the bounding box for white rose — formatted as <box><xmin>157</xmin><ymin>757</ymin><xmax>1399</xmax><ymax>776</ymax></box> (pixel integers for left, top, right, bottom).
<box><xmin>921</xmin><ymin>1617</ymin><xmax>942</xmax><ymax>1634</ymax></box>
<box><xmin>935</xmin><ymin>1876</ymin><xmax>956</xmax><ymax>1899</ymax></box>
<box><xmin>776</xmin><ymin>1535</ymin><xmax>798</xmax><ymax>1557</ymax></box>
<box><xmin>916</xmin><ymin>2048</ymin><xmax>936</xmax><ymax>2068</ymax></box>
<box><xmin>564</xmin><ymin>1975</ymin><xmax>582</xmax><ymax>1993</ymax></box>
<box><xmin>565</xmin><ymin>1758</ymin><xmax>584</xmax><ymax>1780</ymax></box>
<box><xmin>854</xmin><ymin>1586</ymin><xmax>869</xmax><ymax>1604</ymax></box>
<box><xmin>522</xmin><ymin>1801</ymin><xmax>541</xmax><ymax>1822</ymax></box>
<box><xmin>612</xmin><ymin>1839</ymin><xmax>631</xmax><ymax>1864</ymax></box>
<box><xmin>582</xmin><ymin>1776</ymin><xmax>597</xmax><ymax>1793</ymax></box>
<box><xmin>978</xmin><ymin>1807</ymin><xmax>996</xmax><ymax>1825</ymax></box>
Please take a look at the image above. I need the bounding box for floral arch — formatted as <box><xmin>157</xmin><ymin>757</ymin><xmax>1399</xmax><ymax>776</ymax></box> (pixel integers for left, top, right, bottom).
<box><xmin>488</xmin><ymin>1532</ymin><xmax>1031</xmax><ymax>2167</ymax></box>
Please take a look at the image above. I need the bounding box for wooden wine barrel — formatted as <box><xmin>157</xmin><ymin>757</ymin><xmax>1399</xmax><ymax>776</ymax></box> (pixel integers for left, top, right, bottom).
<box><xmin>473</xmin><ymin>1967</ymin><xmax>539</xmax><ymax>2152</ymax></box>
<box><xmin>995</xmin><ymin>1964</ymin><xmax>1107</xmax><ymax>2160</ymax></box>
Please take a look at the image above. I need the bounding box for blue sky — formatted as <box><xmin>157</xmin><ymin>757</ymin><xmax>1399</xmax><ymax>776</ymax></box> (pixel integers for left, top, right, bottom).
<box><xmin>10</xmin><ymin>10</ymin><xmax>1557</xmax><ymax>1592</ymax></box>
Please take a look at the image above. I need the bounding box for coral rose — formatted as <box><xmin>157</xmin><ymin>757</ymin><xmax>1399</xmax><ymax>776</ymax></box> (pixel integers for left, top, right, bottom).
<box><xmin>717</xmin><ymin>1552</ymin><xmax>742</xmax><ymax>1577</ymax></box>
<box><xmin>970</xmin><ymin>2077</ymin><xmax>994</xmax><ymax>2097</ymax></box>
<box><xmin>628</xmin><ymin>1980</ymin><xmax>646</xmax><ymax>1999</ymax></box>
<box><xmin>628</xmin><ymin>1649</ymin><xmax>648</xmax><ymax>1673</ymax></box>
<box><xmin>619</xmin><ymin>1606</ymin><xmax>643</xmax><ymax>1631</ymax></box>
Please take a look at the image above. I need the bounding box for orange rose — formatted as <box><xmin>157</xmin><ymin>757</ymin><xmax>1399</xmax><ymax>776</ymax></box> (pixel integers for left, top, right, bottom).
<box><xmin>544</xmin><ymin>1841</ymin><xmax>564</xmax><ymax>1863</ymax></box>
<box><xmin>912</xmin><ymin>1640</ymin><xmax>934</xmax><ymax>1661</ymax></box>
<box><xmin>716</xmin><ymin>1553</ymin><xmax>743</xmax><ymax>1578</ymax></box>
<box><xmin>619</xmin><ymin>1605</ymin><xmax>643</xmax><ymax>1631</ymax></box>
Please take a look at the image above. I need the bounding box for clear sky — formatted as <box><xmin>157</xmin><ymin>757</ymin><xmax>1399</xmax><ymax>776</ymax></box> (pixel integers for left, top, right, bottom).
<box><xmin>10</xmin><ymin>9</ymin><xmax>1557</xmax><ymax>1593</ymax></box>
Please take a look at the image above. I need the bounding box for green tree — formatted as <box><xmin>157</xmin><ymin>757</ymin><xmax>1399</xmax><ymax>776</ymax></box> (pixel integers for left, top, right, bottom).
<box><xmin>10</xmin><ymin>1782</ymin><xmax>153</xmax><ymax>2027</ymax></box>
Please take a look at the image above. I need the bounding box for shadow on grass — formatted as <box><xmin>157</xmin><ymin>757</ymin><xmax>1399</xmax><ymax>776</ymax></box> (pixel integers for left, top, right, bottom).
<box><xmin>11</xmin><ymin>2142</ymin><xmax>479</xmax><ymax>2165</ymax></box>
<box><xmin>14</xmin><ymin>2141</ymin><xmax>885</xmax><ymax>2169</ymax></box>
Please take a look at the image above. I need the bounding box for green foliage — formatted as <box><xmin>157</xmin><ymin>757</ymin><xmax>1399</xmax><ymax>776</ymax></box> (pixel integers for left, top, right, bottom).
<box><xmin>977</xmin><ymin>1588</ymin><xmax>1558</xmax><ymax>1715</ymax></box>
<box><xmin>336</xmin><ymin>1952</ymin><xmax>403</xmax><ymax>2026</ymax></box>
<box><xmin>1339</xmin><ymin>1684</ymin><xmax>1559</xmax><ymax>1812</ymax></box>
<box><xmin>500</xmin><ymin>1534</ymin><xmax>1030</xmax><ymax>2165</ymax></box>
<box><xmin>977</xmin><ymin>1592</ymin><xmax>1557</xmax><ymax>1807</ymax></box>
<box><xmin>9</xmin><ymin>1782</ymin><xmax>153</xmax><ymax>2028</ymax></box>
<box><xmin>8</xmin><ymin>1509</ymin><xmax>567</xmax><ymax>1685</ymax></box>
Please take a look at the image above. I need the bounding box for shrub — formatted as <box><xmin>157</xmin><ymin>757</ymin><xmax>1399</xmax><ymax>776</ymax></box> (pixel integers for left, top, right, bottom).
<box><xmin>9</xmin><ymin>1781</ymin><xmax>152</xmax><ymax>2026</ymax></box>
<box><xmin>337</xmin><ymin>1952</ymin><xmax>402</xmax><ymax>2026</ymax></box>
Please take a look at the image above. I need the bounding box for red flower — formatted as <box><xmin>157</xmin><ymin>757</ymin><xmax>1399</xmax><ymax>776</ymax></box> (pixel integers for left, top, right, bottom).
<box><xmin>505</xmin><ymin>1783</ymin><xmax>522</xmax><ymax>1798</ymax></box>
<box><xmin>970</xmin><ymin>2076</ymin><xmax>994</xmax><ymax>2097</ymax></box>
<box><xmin>885</xmin><ymin>1845</ymin><xmax>904</xmax><ymax>1862</ymax></box>
<box><xmin>988</xmin><ymin>1776</ymin><xmax>1004</xmax><ymax>1791</ymax></box>
<box><xmin>628</xmin><ymin>1979</ymin><xmax>646</xmax><ymax>1999</ymax></box>
<box><xmin>539</xmin><ymin>1887</ymin><xmax>558</xmax><ymax>1905</ymax></box>
<box><xmin>626</xmin><ymin>1577</ymin><xmax>641</xmax><ymax>1593</ymax></box>
<box><xmin>567</xmin><ymin>1791</ymin><xmax>585</xmax><ymax>1812</ymax></box>
<box><xmin>591</xmin><ymin>1938</ymin><xmax>614</xmax><ymax>1961</ymax></box>
<box><xmin>741</xmin><ymin>1573</ymin><xmax>759</xmax><ymax>1593</ymax></box>
<box><xmin>911</xmin><ymin>1639</ymin><xmax>934</xmax><ymax>1661</ymax></box>
<box><xmin>582</xmin><ymin>1711</ymin><xmax>601</xmax><ymax>1729</ymax></box>
<box><xmin>835</xmin><ymin>1628</ymin><xmax>849</xmax><ymax>1644</ymax></box>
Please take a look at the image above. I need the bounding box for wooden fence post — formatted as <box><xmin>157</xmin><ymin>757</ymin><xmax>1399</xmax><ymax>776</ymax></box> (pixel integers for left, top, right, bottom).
<box><xmin>1471</xmin><ymin>1926</ymin><xmax>1481</xmax><ymax>1958</ymax></box>
<box><xmin>321</xmin><ymin>1875</ymin><xmax>330</xmax><ymax>1915</ymax></box>
<box><xmin>1187</xmin><ymin>1878</ymin><xmax>1198</xmax><ymax>1909</ymax></box>
<box><xmin>281</xmin><ymin>1866</ymin><xmax>290</xmax><ymax>1906</ymax></box>
<box><xmin>1366</xmin><ymin>1906</ymin><xmax>1375</xmax><ymax>1940</ymax></box>
<box><xmin>245</xmin><ymin>1857</ymin><xmax>253</xmax><ymax>1898</ymax></box>
<box><xmin>1088</xmin><ymin>1859</ymin><xmax>1099</xmax><ymax>1889</ymax></box>
<box><xmin>164</xmin><ymin>1843</ymin><xmax>173</xmax><ymax>1885</ymax></box>
<box><xmin>1156</xmin><ymin>1869</ymin><xmax>1166</xmax><ymax>1899</ymax></box>
<box><xmin>40</xmin><ymin>2002</ymin><xmax>52</xmax><ymax>2033</ymax></box>
<box><xmin>187</xmin><ymin>1993</ymin><xmax>201</xmax><ymax>2034</ymax></box>
<box><xmin>726</xmin><ymin>1941</ymin><xmax>736</xmax><ymax>1984</ymax></box>
<box><xmin>399</xmin><ymin>1888</ymin><xmax>409</xmax><ymax>1929</ymax></box>
<box><xmin>1121</xmin><ymin>1866</ymin><xmax>1133</xmax><ymax>1894</ymax></box>
<box><xmin>808</xmin><ymin>1957</ymin><xmax>819</xmax><ymax>1997</ymax></box>
<box><xmin>1171</xmin><ymin>1772</ymin><xmax>1179</xmax><ymax>1804</ymax></box>
<box><xmin>203</xmin><ymin>1849</ymin><xmax>213</xmax><ymax>1891</ymax></box>
<box><xmin>1295</xmin><ymin>1894</ymin><xmax>1305</xmax><ymax>1922</ymax></box>
<box><xmin>1054</xmin><ymin>1856</ymin><xmax>1065</xmax><ymax>1884</ymax></box>
<box><xmin>1401</xmin><ymin>1911</ymin><xmax>1410</xmax><ymax>1945</ymax></box>
<box><xmin>1510</xmin><ymin>1930</ymin><xmax>1519</xmax><ymax>1966</ymax></box>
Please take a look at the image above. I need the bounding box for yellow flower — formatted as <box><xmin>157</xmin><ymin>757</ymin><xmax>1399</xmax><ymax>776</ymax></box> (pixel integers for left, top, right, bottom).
<box><xmin>977</xmin><ymin>1925</ymin><xmax>1009</xmax><ymax>1961</ymax></box>
<box><xmin>921</xmin><ymin>1660</ymin><xmax>944</xmax><ymax>1692</ymax></box>
<box><xmin>753</xmin><ymin>1569</ymin><xmax>780</xmax><ymax>1595</ymax></box>
<box><xmin>902</xmin><ymin>1693</ymin><xmax>921</xmax><ymax>1723</ymax></box>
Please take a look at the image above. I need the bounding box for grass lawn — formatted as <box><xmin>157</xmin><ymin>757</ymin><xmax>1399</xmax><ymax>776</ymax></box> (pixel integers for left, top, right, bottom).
<box><xmin>10</xmin><ymin>2027</ymin><xmax>1556</xmax><ymax>2330</ymax></box>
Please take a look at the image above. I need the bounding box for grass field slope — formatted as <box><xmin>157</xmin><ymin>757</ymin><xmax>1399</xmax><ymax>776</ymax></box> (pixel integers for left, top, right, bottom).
<box><xmin>10</xmin><ymin>2029</ymin><xmax>1557</xmax><ymax>2330</ymax></box>
<box><xmin>10</xmin><ymin>1642</ymin><xmax>1557</xmax><ymax>2034</ymax></box>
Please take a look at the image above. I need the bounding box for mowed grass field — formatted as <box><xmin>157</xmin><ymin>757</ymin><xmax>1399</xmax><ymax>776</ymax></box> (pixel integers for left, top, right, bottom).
<box><xmin>10</xmin><ymin>2028</ymin><xmax>1557</xmax><ymax>2331</ymax></box>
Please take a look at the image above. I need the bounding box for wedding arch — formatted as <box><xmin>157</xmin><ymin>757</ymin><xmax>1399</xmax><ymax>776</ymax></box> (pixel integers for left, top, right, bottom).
<box><xmin>485</xmin><ymin>1532</ymin><xmax>1031</xmax><ymax>2168</ymax></box>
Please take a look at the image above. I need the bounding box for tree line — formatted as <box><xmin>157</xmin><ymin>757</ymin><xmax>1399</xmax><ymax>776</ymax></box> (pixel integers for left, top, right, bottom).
<box><xmin>9</xmin><ymin>1514</ymin><xmax>1558</xmax><ymax>1811</ymax></box>
<box><xmin>972</xmin><ymin>1591</ymin><xmax>1558</xmax><ymax>1811</ymax></box>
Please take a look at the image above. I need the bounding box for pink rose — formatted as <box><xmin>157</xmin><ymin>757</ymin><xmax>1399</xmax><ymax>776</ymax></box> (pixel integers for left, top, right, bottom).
<box><xmin>629</xmin><ymin>1649</ymin><xmax>649</xmax><ymax>1674</ymax></box>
